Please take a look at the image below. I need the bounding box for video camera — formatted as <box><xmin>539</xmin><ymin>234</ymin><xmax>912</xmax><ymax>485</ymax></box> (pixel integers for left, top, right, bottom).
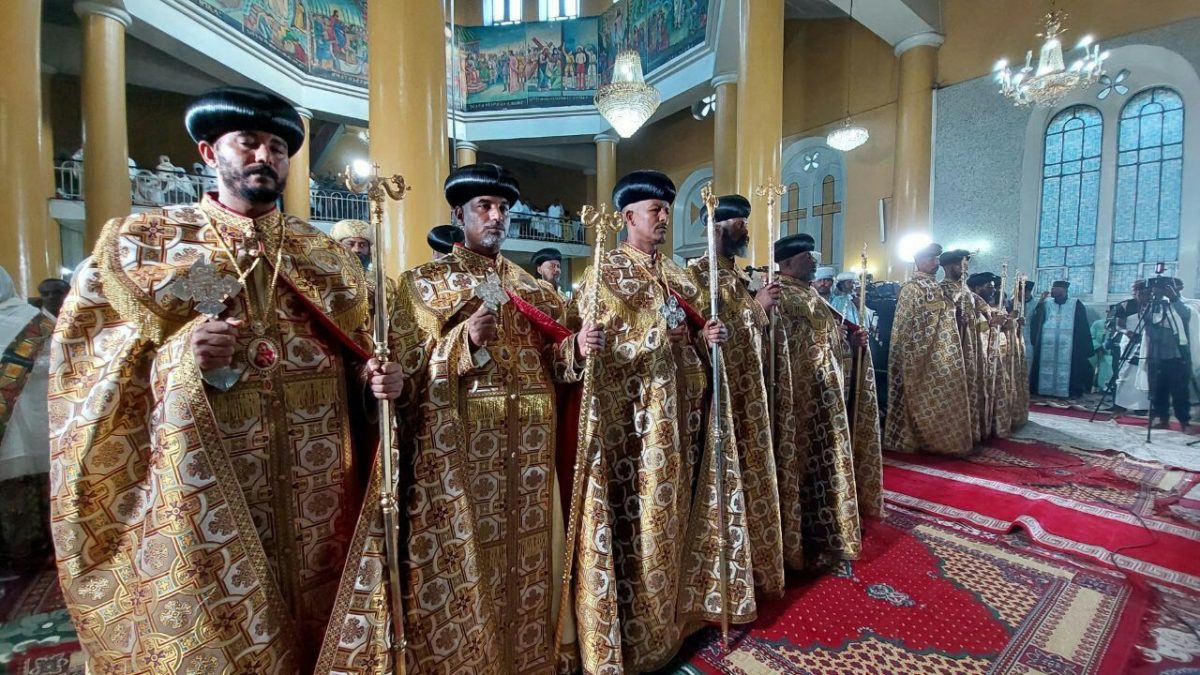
<box><xmin>1147</xmin><ymin>275</ymin><xmax>1174</xmax><ymax>293</ymax></box>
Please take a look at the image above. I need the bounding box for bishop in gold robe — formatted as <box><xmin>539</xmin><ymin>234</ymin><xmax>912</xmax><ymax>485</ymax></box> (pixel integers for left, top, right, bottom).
<box><xmin>389</xmin><ymin>163</ymin><xmax>604</xmax><ymax>675</ymax></box>
<box><xmin>771</xmin><ymin>234</ymin><xmax>883</xmax><ymax>570</ymax></box>
<box><xmin>883</xmin><ymin>243</ymin><xmax>974</xmax><ymax>455</ymax></box>
<box><xmin>533</xmin><ymin>247</ymin><xmax>570</xmax><ymax>303</ymax></box>
<box><xmin>563</xmin><ymin>170</ymin><xmax>736</xmax><ymax>673</ymax></box>
<box><xmin>49</xmin><ymin>87</ymin><xmax>406</xmax><ymax>673</ymax></box>
<box><xmin>683</xmin><ymin>194</ymin><xmax>785</xmax><ymax>598</ymax></box>
<box><xmin>939</xmin><ymin>250</ymin><xmax>990</xmax><ymax>442</ymax></box>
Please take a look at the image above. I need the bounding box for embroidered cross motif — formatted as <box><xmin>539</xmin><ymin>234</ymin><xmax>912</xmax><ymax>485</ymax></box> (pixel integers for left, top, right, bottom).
<box><xmin>474</xmin><ymin>272</ymin><xmax>509</xmax><ymax>312</ymax></box>
<box><xmin>166</xmin><ymin>259</ymin><xmax>242</xmax><ymax>318</ymax></box>
<box><xmin>660</xmin><ymin>294</ymin><xmax>686</xmax><ymax>329</ymax></box>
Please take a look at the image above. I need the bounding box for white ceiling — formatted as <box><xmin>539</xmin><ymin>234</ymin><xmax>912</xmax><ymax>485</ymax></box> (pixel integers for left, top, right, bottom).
<box><xmin>785</xmin><ymin>0</ymin><xmax>847</xmax><ymax>19</ymax></box>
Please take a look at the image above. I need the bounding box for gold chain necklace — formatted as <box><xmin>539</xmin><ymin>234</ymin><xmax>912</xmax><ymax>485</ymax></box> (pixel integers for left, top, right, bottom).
<box><xmin>210</xmin><ymin>215</ymin><xmax>286</xmax><ymax>335</ymax></box>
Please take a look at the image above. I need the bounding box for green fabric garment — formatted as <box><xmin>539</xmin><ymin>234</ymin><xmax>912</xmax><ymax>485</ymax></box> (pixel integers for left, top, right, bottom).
<box><xmin>1090</xmin><ymin>319</ymin><xmax>1114</xmax><ymax>391</ymax></box>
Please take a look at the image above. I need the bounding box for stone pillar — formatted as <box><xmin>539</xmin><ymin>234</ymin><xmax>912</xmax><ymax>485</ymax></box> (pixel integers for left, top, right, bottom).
<box><xmin>594</xmin><ymin>132</ymin><xmax>618</xmax><ymax>248</ymax></box>
<box><xmin>712</xmin><ymin>73</ymin><xmax>738</xmax><ymax>195</ymax></box>
<box><xmin>891</xmin><ymin>32</ymin><xmax>944</xmax><ymax>260</ymax></box>
<box><xmin>0</xmin><ymin>1</ymin><xmax>51</xmax><ymax>297</ymax></box>
<box><xmin>735</xmin><ymin>0</ymin><xmax>784</xmax><ymax>268</ymax></box>
<box><xmin>455</xmin><ymin>140</ymin><xmax>478</xmax><ymax>168</ymax></box>
<box><xmin>283</xmin><ymin>107</ymin><xmax>312</xmax><ymax>221</ymax></box>
<box><xmin>369</xmin><ymin>0</ymin><xmax>449</xmax><ymax>273</ymax></box>
<box><xmin>41</xmin><ymin>70</ymin><xmax>62</xmax><ymax>283</ymax></box>
<box><xmin>75</xmin><ymin>1</ymin><xmax>132</xmax><ymax>250</ymax></box>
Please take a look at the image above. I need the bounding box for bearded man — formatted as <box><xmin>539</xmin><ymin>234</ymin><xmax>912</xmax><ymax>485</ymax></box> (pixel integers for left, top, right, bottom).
<box><xmin>389</xmin><ymin>163</ymin><xmax>604</xmax><ymax>674</ymax></box>
<box><xmin>563</xmin><ymin>170</ymin><xmax>732</xmax><ymax>673</ymax></box>
<box><xmin>883</xmin><ymin>243</ymin><xmax>974</xmax><ymax>455</ymax></box>
<box><xmin>532</xmin><ymin>247</ymin><xmax>568</xmax><ymax>301</ymax></box>
<box><xmin>771</xmin><ymin>234</ymin><xmax>882</xmax><ymax>571</ymax></box>
<box><xmin>683</xmin><ymin>193</ymin><xmax>785</xmax><ymax>599</ymax></box>
<box><xmin>938</xmin><ymin>250</ymin><xmax>987</xmax><ymax>441</ymax></box>
<box><xmin>49</xmin><ymin>87</ymin><xmax>405</xmax><ymax>673</ymax></box>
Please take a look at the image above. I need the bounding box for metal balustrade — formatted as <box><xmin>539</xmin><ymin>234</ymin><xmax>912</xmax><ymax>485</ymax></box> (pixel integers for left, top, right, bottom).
<box><xmin>508</xmin><ymin>214</ymin><xmax>587</xmax><ymax>244</ymax></box>
<box><xmin>310</xmin><ymin>189</ymin><xmax>369</xmax><ymax>221</ymax></box>
<box><xmin>53</xmin><ymin>162</ymin><xmax>586</xmax><ymax>245</ymax></box>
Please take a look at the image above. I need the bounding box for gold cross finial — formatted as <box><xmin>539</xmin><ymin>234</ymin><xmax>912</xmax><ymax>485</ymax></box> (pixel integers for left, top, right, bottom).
<box><xmin>580</xmin><ymin>203</ymin><xmax>622</xmax><ymax>241</ymax></box>
<box><xmin>755</xmin><ymin>179</ymin><xmax>786</xmax><ymax>207</ymax></box>
<box><xmin>700</xmin><ymin>183</ymin><xmax>718</xmax><ymax>211</ymax></box>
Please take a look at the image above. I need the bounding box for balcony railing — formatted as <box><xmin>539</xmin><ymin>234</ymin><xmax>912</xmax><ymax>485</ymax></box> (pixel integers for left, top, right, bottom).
<box><xmin>53</xmin><ymin>162</ymin><xmax>587</xmax><ymax>246</ymax></box>
<box><xmin>509</xmin><ymin>214</ymin><xmax>587</xmax><ymax>245</ymax></box>
<box><xmin>310</xmin><ymin>189</ymin><xmax>368</xmax><ymax>221</ymax></box>
<box><xmin>54</xmin><ymin>161</ymin><xmax>218</xmax><ymax>205</ymax></box>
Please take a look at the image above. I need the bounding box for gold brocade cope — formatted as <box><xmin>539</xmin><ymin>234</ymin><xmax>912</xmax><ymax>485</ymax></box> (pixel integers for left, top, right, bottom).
<box><xmin>48</xmin><ymin>199</ymin><xmax>397</xmax><ymax>674</ymax></box>
<box><xmin>1009</xmin><ymin>320</ymin><xmax>1030</xmax><ymax>429</ymax></box>
<box><xmin>684</xmin><ymin>253</ymin><xmax>785</xmax><ymax>597</ymax></box>
<box><xmin>942</xmin><ymin>281</ymin><xmax>990</xmax><ymax>443</ymax></box>
<box><xmin>984</xmin><ymin>307</ymin><xmax>1015</xmax><ymax>439</ymax></box>
<box><xmin>883</xmin><ymin>272</ymin><xmax>974</xmax><ymax>455</ymax></box>
<box><xmin>772</xmin><ymin>277</ymin><xmax>882</xmax><ymax>570</ymax></box>
<box><xmin>389</xmin><ymin>245</ymin><xmax>581</xmax><ymax>675</ymax></box>
<box><xmin>535</xmin><ymin>278</ymin><xmax>570</xmax><ymax>309</ymax></box>
<box><xmin>563</xmin><ymin>243</ymin><xmax>749</xmax><ymax>674</ymax></box>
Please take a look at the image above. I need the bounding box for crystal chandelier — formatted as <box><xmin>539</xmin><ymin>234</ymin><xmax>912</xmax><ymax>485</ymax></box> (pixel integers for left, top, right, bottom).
<box><xmin>826</xmin><ymin>0</ymin><xmax>868</xmax><ymax>152</ymax></box>
<box><xmin>595</xmin><ymin>51</ymin><xmax>660</xmax><ymax>138</ymax></box>
<box><xmin>994</xmin><ymin>3</ymin><xmax>1108</xmax><ymax>107</ymax></box>
<box><xmin>827</xmin><ymin>119</ymin><xmax>869</xmax><ymax>152</ymax></box>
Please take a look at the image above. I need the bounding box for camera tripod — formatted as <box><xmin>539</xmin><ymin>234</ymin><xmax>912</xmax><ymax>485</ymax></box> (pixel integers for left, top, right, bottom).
<box><xmin>1090</xmin><ymin>293</ymin><xmax>1200</xmax><ymax>444</ymax></box>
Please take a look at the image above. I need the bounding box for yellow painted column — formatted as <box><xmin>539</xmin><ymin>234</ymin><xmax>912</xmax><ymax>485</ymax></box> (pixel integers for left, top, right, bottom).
<box><xmin>735</xmin><ymin>0</ymin><xmax>783</xmax><ymax>269</ymax></box>
<box><xmin>455</xmin><ymin>141</ymin><xmax>478</xmax><ymax>168</ymax></box>
<box><xmin>0</xmin><ymin>0</ymin><xmax>50</xmax><ymax>298</ymax></box>
<box><xmin>891</xmin><ymin>33</ymin><xmax>944</xmax><ymax>267</ymax></box>
<box><xmin>571</xmin><ymin>168</ymin><xmax>599</xmax><ymax>286</ymax></box>
<box><xmin>584</xmin><ymin>169</ymin><xmax>597</xmax><ymax>208</ymax></box>
<box><xmin>283</xmin><ymin>107</ymin><xmax>312</xmax><ymax>221</ymax></box>
<box><xmin>76</xmin><ymin>1</ymin><xmax>132</xmax><ymax>251</ymax></box>
<box><xmin>369</xmin><ymin>0</ymin><xmax>449</xmax><ymax>273</ymax></box>
<box><xmin>41</xmin><ymin>70</ymin><xmax>63</xmax><ymax>282</ymax></box>
<box><xmin>712</xmin><ymin>73</ymin><xmax>738</xmax><ymax>195</ymax></box>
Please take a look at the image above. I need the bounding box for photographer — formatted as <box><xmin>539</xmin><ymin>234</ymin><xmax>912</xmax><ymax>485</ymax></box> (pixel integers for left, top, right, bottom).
<box><xmin>1141</xmin><ymin>276</ymin><xmax>1192</xmax><ymax>430</ymax></box>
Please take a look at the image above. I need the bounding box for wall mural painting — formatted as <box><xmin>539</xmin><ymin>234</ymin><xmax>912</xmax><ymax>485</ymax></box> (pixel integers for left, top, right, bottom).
<box><xmin>187</xmin><ymin>0</ymin><xmax>706</xmax><ymax>108</ymax></box>
<box><xmin>456</xmin><ymin>0</ymin><xmax>708</xmax><ymax>112</ymax></box>
<box><xmin>188</xmin><ymin>0</ymin><xmax>368</xmax><ymax>85</ymax></box>
<box><xmin>456</xmin><ymin>18</ymin><xmax>601</xmax><ymax>112</ymax></box>
<box><xmin>308</xmin><ymin>0</ymin><xmax>368</xmax><ymax>83</ymax></box>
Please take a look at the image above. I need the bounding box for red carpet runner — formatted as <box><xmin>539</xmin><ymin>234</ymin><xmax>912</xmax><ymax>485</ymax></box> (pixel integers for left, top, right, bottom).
<box><xmin>883</xmin><ymin>439</ymin><xmax>1200</xmax><ymax>591</ymax></box>
<box><xmin>676</xmin><ymin>506</ymin><xmax>1148</xmax><ymax>674</ymax></box>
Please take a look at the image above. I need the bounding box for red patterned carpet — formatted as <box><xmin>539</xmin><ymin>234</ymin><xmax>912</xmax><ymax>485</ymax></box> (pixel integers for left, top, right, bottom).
<box><xmin>670</xmin><ymin>506</ymin><xmax>1153</xmax><ymax>674</ymax></box>
<box><xmin>0</xmin><ymin>569</ymin><xmax>65</xmax><ymax>624</ymax></box>
<box><xmin>883</xmin><ymin>439</ymin><xmax>1200</xmax><ymax>591</ymax></box>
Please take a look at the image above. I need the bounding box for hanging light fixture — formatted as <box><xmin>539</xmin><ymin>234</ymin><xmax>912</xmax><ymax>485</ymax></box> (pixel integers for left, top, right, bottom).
<box><xmin>827</xmin><ymin>119</ymin><xmax>870</xmax><ymax>152</ymax></box>
<box><xmin>595</xmin><ymin>50</ymin><xmax>661</xmax><ymax>138</ymax></box>
<box><xmin>827</xmin><ymin>0</ymin><xmax>868</xmax><ymax>152</ymax></box>
<box><xmin>993</xmin><ymin>1</ymin><xmax>1107</xmax><ymax>107</ymax></box>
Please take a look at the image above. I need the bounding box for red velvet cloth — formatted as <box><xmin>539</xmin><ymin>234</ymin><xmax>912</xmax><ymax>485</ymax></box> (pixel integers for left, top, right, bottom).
<box><xmin>505</xmin><ymin>289</ymin><xmax>571</xmax><ymax>344</ymax></box>
<box><xmin>672</xmin><ymin>289</ymin><xmax>708</xmax><ymax>331</ymax></box>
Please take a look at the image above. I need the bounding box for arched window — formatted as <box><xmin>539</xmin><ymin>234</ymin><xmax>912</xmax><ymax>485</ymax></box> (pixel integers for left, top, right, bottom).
<box><xmin>1109</xmin><ymin>87</ymin><xmax>1185</xmax><ymax>294</ymax></box>
<box><xmin>1036</xmin><ymin>105</ymin><xmax>1102</xmax><ymax>294</ymax></box>
<box><xmin>672</xmin><ymin>166</ymin><xmax>714</xmax><ymax>262</ymax></box>
<box><xmin>539</xmin><ymin>0</ymin><xmax>579</xmax><ymax>21</ymax></box>
<box><xmin>781</xmin><ymin>142</ymin><xmax>845</xmax><ymax>267</ymax></box>
<box><xmin>483</xmin><ymin>0</ymin><xmax>522</xmax><ymax>25</ymax></box>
